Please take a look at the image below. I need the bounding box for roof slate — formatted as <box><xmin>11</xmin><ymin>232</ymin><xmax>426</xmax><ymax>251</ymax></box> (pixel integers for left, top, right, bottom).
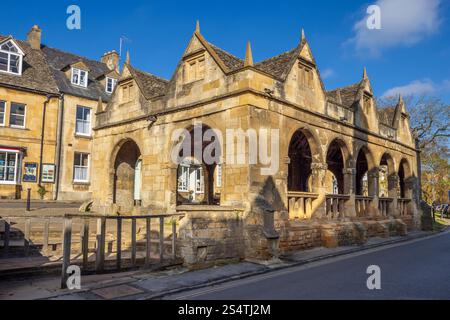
<box><xmin>41</xmin><ymin>46</ymin><xmax>112</xmax><ymax>102</ymax></box>
<box><xmin>378</xmin><ymin>106</ymin><xmax>396</xmax><ymax>126</ymax></box>
<box><xmin>254</xmin><ymin>46</ymin><xmax>301</xmax><ymax>80</ymax></box>
<box><xmin>327</xmin><ymin>83</ymin><xmax>361</xmax><ymax>108</ymax></box>
<box><xmin>127</xmin><ymin>64</ymin><xmax>168</xmax><ymax>100</ymax></box>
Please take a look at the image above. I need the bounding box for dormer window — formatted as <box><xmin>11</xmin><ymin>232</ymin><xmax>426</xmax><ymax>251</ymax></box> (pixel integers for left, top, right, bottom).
<box><xmin>106</xmin><ymin>77</ymin><xmax>117</xmax><ymax>94</ymax></box>
<box><xmin>298</xmin><ymin>62</ymin><xmax>313</xmax><ymax>88</ymax></box>
<box><xmin>71</xmin><ymin>68</ymin><xmax>88</xmax><ymax>87</ymax></box>
<box><xmin>0</xmin><ymin>40</ymin><xmax>24</xmax><ymax>75</ymax></box>
<box><xmin>184</xmin><ymin>54</ymin><xmax>205</xmax><ymax>83</ymax></box>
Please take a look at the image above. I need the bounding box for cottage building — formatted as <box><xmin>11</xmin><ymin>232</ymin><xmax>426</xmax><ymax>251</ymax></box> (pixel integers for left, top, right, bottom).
<box><xmin>0</xmin><ymin>26</ymin><xmax>118</xmax><ymax>200</ymax></box>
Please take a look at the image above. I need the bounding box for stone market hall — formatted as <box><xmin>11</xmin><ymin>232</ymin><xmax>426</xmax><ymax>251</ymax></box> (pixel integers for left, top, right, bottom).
<box><xmin>90</xmin><ymin>23</ymin><xmax>422</xmax><ymax>264</ymax></box>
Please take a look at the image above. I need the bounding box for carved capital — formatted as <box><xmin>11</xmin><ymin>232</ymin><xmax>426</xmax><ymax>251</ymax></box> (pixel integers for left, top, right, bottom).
<box><xmin>343</xmin><ymin>168</ymin><xmax>356</xmax><ymax>175</ymax></box>
<box><xmin>310</xmin><ymin>162</ymin><xmax>328</xmax><ymax>171</ymax></box>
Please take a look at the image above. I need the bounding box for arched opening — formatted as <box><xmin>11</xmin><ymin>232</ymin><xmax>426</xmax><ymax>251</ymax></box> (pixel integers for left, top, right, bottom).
<box><xmin>379</xmin><ymin>153</ymin><xmax>395</xmax><ymax>197</ymax></box>
<box><xmin>176</xmin><ymin>124</ymin><xmax>221</xmax><ymax>205</ymax></box>
<box><xmin>326</xmin><ymin>140</ymin><xmax>346</xmax><ymax>194</ymax></box>
<box><xmin>113</xmin><ymin>139</ymin><xmax>142</xmax><ymax>213</ymax></box>
<box><xmin>356</xmin><ymin>148</ymin><xmax>370</xmax><ymax>196</ymax></box>
<box><xmin>398</xmin><ymin>159</ymin><xmax>411</xmax><ymax>199</ymax></box>
<box><xmin>288</xmin><ymin>130</ymin><xmax>313</xmax><ymax>192</ymax></box>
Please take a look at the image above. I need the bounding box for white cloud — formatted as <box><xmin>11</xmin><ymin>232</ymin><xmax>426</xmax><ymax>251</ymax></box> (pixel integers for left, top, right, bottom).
<box><xmin>347</xmin><ymin>0</ymin><xmax>442</xmax><ymax>56</ymax></box>
<box><xmin>382</xmin><ymin>78</ymin><xmax>450</xmax><ymax>97</ymax></box>
<box><xmin>321</xmin><ymin>68</ymin><xmax>335</xmax><ymax>79</ymax></box>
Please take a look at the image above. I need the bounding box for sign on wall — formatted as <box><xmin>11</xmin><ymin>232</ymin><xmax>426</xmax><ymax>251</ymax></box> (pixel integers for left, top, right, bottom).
<box><xmin>42</xmin><ymin>164</ymin><xmax>56</xmax><ymax>183</ymax></box>
<box><xmin>23</xmin><ymin>163</ymin><xmax>38</xmax><ymax>182</ymax></box>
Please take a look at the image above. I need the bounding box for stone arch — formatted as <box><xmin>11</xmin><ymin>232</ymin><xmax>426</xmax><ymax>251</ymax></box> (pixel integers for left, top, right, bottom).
<box><xmin>355</xmin><ymin>145</ymin><xmax>376</xmax><ymax>196</ymax></box>
<box><xmin>325</xmin><ymin>138</ymin><xmax>350</xmax><ymax>194</ymax></box>
<box><xmin>287</xmin><ymin>128</ymin><xmax>322</xmax><ymax>192</ymax></box>
<box><xmin>379</xmin><ymin>153</ymin><xmax>396</xmax><ymax>198</ymax></box>
<box><xmin>111</xmin><ymin>138</ymin><xmax>142</xmax><ymax>214</ymax></box>
<box><xmin>398</xmin><ymin>158</ymin><xmax>412</xmax><ymax>199</ymax></box>
<box><xmin>286</xmin><ymin>125</ymin><xmax>323</xmax><ymax>164</ymax></box>
<box><xmin>175</xmin><ymin>122</ymin><xmax>222</xmax><ymax>205</ymax></box>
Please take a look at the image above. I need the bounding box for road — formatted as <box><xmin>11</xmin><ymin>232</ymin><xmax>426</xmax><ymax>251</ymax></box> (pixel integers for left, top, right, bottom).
<box><xmin>167</xmin><ymin>230</ymin><xmax>450</xmax><ymax>300</ymax></box>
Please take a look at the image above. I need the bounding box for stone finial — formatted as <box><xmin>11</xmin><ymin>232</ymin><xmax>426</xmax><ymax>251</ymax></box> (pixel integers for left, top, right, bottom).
<box><xmin>301</xmin><ymin>28</ymin><xmax>306</xmax><ymax>42</ymax></box>
<box><xmin>195</xmin><ymin>20</ymin><xmax>201</xmax><ymax>33</ymax></box>
<box><xmin>97</xmin><ymin>96</ymin><xmax>104</xmax><ymax>113</ymax></box>
<box><xmin>363</xmin><ymin>67</ymin><xmax>368</xmax><ymax>79</ymax></box>
<box><xmin>398</xmin><ymin>94</ymin><xmax>404</xmax><ymax>105</ymax></box>
<box><xmin>244</xmin><ymin>41</ymin><xmax>254</xmax><ymax>67</ymax></box>
<box><xmin>125</xmin><ymin>51</ymin><xmax>130</xmax><ymax>65</ymax></box>
<box><xmin>336</xmin><ymin>89</ymin><xmax>342</xmax><ymax>104</ymax></box>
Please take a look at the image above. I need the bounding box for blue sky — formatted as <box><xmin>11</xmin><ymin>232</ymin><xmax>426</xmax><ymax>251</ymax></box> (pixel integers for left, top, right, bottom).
<box><xmin>2</xmin><ymin>0</ymin><xmax>449</xmax><ymax>102</ymax></box>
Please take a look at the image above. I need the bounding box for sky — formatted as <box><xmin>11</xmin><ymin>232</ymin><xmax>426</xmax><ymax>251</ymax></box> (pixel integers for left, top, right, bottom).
<box><xmin>1</xmin><ymin>0</ymin><xmax>450</xmax><ymax>103</ymax></box>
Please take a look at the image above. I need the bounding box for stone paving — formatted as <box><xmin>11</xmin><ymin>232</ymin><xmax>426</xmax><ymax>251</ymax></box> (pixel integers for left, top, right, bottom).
<box><xmin>0</xmin><ymin>229</ymin><xmax>439</xmax><ymax>300</ymax></box>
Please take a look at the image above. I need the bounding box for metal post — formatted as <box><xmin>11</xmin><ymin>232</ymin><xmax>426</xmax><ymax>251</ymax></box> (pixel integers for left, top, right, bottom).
<box><xmin>26</xmin><ymin>188</ymin><xmax>31</xmax><ymax>211</ymax></box>
<box><xmin>146</xmin><ymin>218</ymin><xmax>151</xmax><ymax>266</ymax></box>
<box><xmin>95</xmin><ymin>217</ymin><xmax>106</xmax><ymax>272</ymax></box>
<box><xmin>116</xmin><ymin>218</ymin><xmax>122</xmax><ymax>270</ymax></box>
<box><xmin>131</xmin><ymin>218</ymin><xmax>136</xmax><ymax>267</ymax></box>
<box><xmin>172</xmin><ymin>219</ymin><xmax>177</xmax><ymax>259</ymax></box>
<box><xmin>3</xmin><ymin>218</ymin><xmax>10</xmax><ymax>257</ymax></box>
<box><xmin>159</xmin><ymin>217</ymin><xmax>164</xmax><ymax>263</ymax></box>
<box><xmin>61</xmin><ymin>217</ymin><xmax>72</xmax><ymax>289</ymax></box>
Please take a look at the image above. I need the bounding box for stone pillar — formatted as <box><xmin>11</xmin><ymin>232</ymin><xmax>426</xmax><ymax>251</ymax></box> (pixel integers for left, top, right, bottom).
<box><xmin>310</xmin><ymin>162</ymin><xmax>328</xmax><ymax>219</ymax></box>
<box><xmin>368</xmin><ymin>170</ymin><xmax>380</xmax><ymax>218</ymax></box>
<box><xmin>167</xmin><ymin>162</ymin><xmax>179</xmax><ymax>213</ymax></box>
<box><xmin>388</xmin><ymin>175</ymin><xmax>399</xmax><ymax>217</ymax></box>
<box><xmin>343</xmin><ymin>168</ymin><xmax>357</xmax><ymax>218</ymax></box>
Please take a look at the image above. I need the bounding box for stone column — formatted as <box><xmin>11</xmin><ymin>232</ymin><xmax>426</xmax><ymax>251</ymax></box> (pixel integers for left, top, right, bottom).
<box><xmin>388</xmin><ymin>175</ymin><xmax>399</xmax><ymax>217</ymax></box>
<box><xmin>343</xmin><ymin>168</ymin><xmax>357</xmax><ymax>218</ymax></box>
<box><xmin>368</xmin><ymin>170</ymin><xmax>380</xmax><ymax>218</ymax></box>
<box><xmin>310</xmin><ymin>162</ymin><xmax>328</xmax><ymax>219</ymax></box>
<box><xmin>166</xmin><ymin>162</ymin><xmax>179</xmax><ymax>213</ymax></box>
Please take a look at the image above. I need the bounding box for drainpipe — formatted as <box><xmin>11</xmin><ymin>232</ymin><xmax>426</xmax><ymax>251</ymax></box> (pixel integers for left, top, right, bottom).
<box><xmin>54</xmin><ymin>94</ymin><xmax>65</xmax><ymax>200</ymax></box>
<box><xmin>38</xmin><ymin>95</ymin><xmax>58</xmax><ymax>187</ymax></box>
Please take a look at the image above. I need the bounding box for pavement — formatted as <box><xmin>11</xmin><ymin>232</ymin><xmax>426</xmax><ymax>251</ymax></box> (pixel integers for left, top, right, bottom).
<box><xmin>0</xmin><ymin>228</ymin><xmax>445</xmax><ymax>300</ymax></box>
<box><xmin>0</xmin><ymin>200</ymin><xmax>82</xmax><ymax>216</ymax></box>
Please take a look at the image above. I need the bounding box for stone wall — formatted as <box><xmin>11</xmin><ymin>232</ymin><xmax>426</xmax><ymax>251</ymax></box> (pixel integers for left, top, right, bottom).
<box><xmin>178</xmin><ymin>208</ymin><xmax>246</xmax><ymax>268</ymax></box>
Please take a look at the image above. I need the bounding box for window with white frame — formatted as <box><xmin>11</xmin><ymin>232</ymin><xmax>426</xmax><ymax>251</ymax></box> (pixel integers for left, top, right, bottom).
<box><xmin>0</xmin><ymin>101</ymin><xmax>5</xmax><ymax>126</ymax></box>
<box><xmin>106</xmin><ymin>77</ymin><xmax>117</xmax><ymax>93</ymax></box>
<box><xmin>75</xmin><ymin>106</ymin><xmax>91</xmax><ymax>136</ymax></box>
<box><xmin>195</xmin><ymin>167</ymin><xmax>204</xmax><ymax>193</ymax></box>
<box><xmin>71</xmin><ymin>68</ymin><xmax>88</xmax><ymax>87</ymax></box>
<box><xmin>0</xmin><ymin>150</ymin><xmax>19</xmax><ymax>184</ymax></box>
<box><xmin>9</xmin><ymin>103</ymin><xmax>26</xmax><ymax>128</ymax></box>
<box><xmin>0</xmin><ymin>40</ymin><xmax>23</xmax><ymax>75</ymax></box>
<box><xmin>73</xmin><ymin>152</ymin><xmax>89</xmax><ymax>183</ymax></box>
<box><xmin>177</xmin><ymin>165</ymin><xmax>189</xmax><ymax>192</ymax></box>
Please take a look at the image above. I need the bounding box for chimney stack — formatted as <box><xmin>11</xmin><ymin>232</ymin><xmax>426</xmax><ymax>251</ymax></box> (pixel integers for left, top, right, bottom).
<box><xmin>27</xmin><ymin>25</ymin><xmax>42</xmax><ymax>50</ymax></box>
<box><xmin>101</xmin><ymin>50</ymin><xmax>120</xmax><ymax>72</ymax></box>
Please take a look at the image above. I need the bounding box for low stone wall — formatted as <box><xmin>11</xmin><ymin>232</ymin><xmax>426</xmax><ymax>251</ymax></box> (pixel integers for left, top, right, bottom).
<box><xmin>178</xmin><ymin>207</ymin><xmax>246</xmax><ymax>268</ymax></box>
<box><xmin>176</xmin><ymin>205</ymin><xmax>415</xmax><ymax>268</ymax></box>
<box><xmin>278</xmin><ymin>217</ymin><xmax>410</xmax><ymax>253</ymax></box>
